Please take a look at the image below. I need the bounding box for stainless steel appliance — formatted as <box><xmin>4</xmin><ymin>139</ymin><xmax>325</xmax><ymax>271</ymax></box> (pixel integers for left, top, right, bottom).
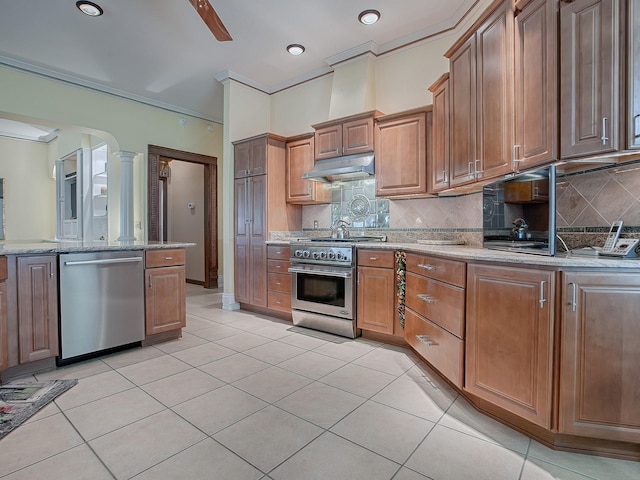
<box><xmin>58</xmin><ymin>250</ymin><xmax>145</xmax><ymax>363</ymax></box>
<box><xmin>289</xmin><ymin>237</ymin><xmax>384</xmax><ymax>338</ymax></box>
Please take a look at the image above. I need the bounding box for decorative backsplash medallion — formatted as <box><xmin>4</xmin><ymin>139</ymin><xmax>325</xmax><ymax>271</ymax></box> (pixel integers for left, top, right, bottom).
<box><xmin>330</xmin><ymin>179</ymin><xmax>390</xmax><ymax>230</ymax></box>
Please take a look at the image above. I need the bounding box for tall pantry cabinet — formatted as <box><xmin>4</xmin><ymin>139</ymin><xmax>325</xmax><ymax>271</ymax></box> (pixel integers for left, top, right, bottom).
<box><xmin>234</xmin><ymin>134</ymin><xmax>301</xmax><ymax>310</ymax></box>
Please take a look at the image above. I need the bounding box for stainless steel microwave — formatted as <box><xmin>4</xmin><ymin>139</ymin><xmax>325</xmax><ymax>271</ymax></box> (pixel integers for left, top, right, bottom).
<box><xmin>482</xmin><ymin>165</ymin><xmax>557</xmax><ymax>256</ymax></box>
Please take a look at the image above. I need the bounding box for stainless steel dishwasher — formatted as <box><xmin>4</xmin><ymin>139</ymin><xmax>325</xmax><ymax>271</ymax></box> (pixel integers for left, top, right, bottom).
<box><xmin>59</xmin><ymin>250</ymin><xmax>145</xmax><ymax>362</ymax></box>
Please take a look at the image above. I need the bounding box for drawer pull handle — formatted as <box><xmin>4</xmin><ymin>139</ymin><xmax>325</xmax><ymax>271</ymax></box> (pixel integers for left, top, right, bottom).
<box><xmin>369</xmin><ymin>257</ymin><xmax>378</xmax><ymax>261</ymax></box>
<box><xmin>275</xmin><ymin>282</ymin><xmax>281</xmax><ymax>286</ymax></box>
<box><xmin>165</xmin><ymin>257</ymin><xmax>173</xmax><ymax>260</ymax></box>
<box><xmin>416</xmin><ymin>335</ymin><xmax>434</xmax><ymax>347</ymax></box>
<box><xmin>275</xmin><ymin>265</ymin><xmax>281</xmax><ymax>269</ymax></box>
<box><xmin>570</xmin><ymin>282</ymin><xmax>577</xmax><ymax>312</ymax></box>
<box><xmin>417</xmin><ymin>263</ymin><xmax>436</xmax><ymax>271</ymax></box>
<box><xmin>539</xmin><ymin>280</ymin><xmax>547</xmax><ymax>309</ymax></box>
<box><xmin>275</xmin><ymin>300</ymin><xmax>282</xmax><ymax>305</ymax></box>
<box><xmin>276</xmin><ymin>251</ymin><xmax>282</xmax><ymax>255</ymax></box>
<box><xmin>417</xmin><ymin>294</ymin><xmax>435</xmax><ymax>303</ymax></box>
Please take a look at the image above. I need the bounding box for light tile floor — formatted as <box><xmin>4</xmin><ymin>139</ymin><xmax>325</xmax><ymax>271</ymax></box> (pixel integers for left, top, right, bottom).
<box><xmin>1</xmin><ymin>284</ymin><xmax>639</xmax><ymax>479</ymax></box>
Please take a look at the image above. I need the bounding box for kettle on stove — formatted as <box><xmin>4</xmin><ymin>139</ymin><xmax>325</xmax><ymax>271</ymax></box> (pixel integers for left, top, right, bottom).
<box><xmin>331</xmin><ymin>219</ymin><xmax>351</xmax><ymax>239</ymax></box>
<box><xmin>511</xmin><ymin>218</ymin><xmax>530</xmax><ymax>240</ymax></box>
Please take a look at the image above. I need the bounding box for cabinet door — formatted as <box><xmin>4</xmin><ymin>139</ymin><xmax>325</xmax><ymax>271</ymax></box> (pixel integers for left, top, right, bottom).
<box><xmin>314</xmin><ymin>124</ymin><xmax>342</xmax><ymax>160</ymax></box>
<box><xmin>286</xmin><ymin>136</ymin><xmax>331</xmax><ymax>204</ymax></box>
<box><xmin>449</xmin><ymin>36</ymin><xmax>477</xmax><ymax>187</ymax></box>
<box><xmin>629</xmin><ymin>0</ymin><xmax>640</xmax><ymax>149</ymax></box>
<box><xmin>145</xmin><ymin>266</ymin><xmax>186</xmax><ymax>335</ymax></box>
<box><xmin>357</xmin><ymin>265</ymin><xmax>395</xmax><ymax>335</ymax></box>
<box><xmin>514</xmin><ymin>0</ymin><xmax>558</xmax><ymax>169</ymax></box>
<box><xmin>0</xmin><ymin>282</ymin><xmax>7</xmax><ymax>372</ymax></box>
<box><xmin>234</xmin><ymin>177</ymin><xmax>250</xmax><ymax>304</ymax></box>
<box><xmin>429</xmin><ymin>75</ymin><xmax>450</xmax><ymax>192</ymax></box>
<box><xmin>17</xmin><ymin>256</ymin><xmax>58</xmax><ymax>363</ymax></box>
<box><xmin>476</xmin><ymin>1</ymin><xmax>514</xmax><ymax>181</ymax></box>
<box><xmin>234</xmin><ymin>137</ymin><xmax>267</xmax><ymax>177</ymax></box>
<box><xmin>343</xmin><ymin>117</ymin><xmax>375</xmax><ymax>156</ymax></box>
<box><xmin>234</xmin><ymin>141</ymin><xmax>251</xmax><ymax>178</ymax></box>
<box><xmin>560</xmin><ymin>0</ymin><xmax>620</xmax><ymax>158</ymax></box>
<box><xmin>375</xmin><ymin>112</ymin><xmax>427</xmax><ymax>197</ymax></box>
<box><xmin>466</xmin><ymin>264</ymin><xmax>554</xmax><ymax>428</ymax></box>
<box><xmin>249</xmin><ymin>175</ymin><xmax>267</xmax><ymax>307</ymax></box>
<box><xmin>560</xmin><ymin>273</ymin><xmax>640</xmax><ymax>443</ymax></box>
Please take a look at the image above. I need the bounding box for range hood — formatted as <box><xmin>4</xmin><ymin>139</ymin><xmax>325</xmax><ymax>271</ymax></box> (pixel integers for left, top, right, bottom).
<box><xmin>301</xmin><ymin>152</ymin><xmax>374</xmax><ymax>183</ymax></box>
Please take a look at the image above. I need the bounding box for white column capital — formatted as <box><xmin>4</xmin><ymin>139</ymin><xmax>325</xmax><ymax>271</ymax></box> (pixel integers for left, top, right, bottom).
<box><xmin>115</xmin><ymin>151</ymin><xmax>138</xmax><ymax>162</ymax></box>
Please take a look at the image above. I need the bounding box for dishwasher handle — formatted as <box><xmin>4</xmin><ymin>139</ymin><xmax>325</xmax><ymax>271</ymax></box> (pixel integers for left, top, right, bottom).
<box><xmin>64</xmin><ymin>257</ymin><xmax>143</xmax><ymax>266</ymax></box>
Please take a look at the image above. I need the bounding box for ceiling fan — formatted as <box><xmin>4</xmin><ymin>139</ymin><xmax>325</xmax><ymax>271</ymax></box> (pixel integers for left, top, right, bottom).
<box><xmin>187</xmin><ymin>0</ymin><xmax>233</xmax><ymax>42</ymax></box>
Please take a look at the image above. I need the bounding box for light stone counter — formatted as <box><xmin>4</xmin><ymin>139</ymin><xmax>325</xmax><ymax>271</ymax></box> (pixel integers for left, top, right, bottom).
<box><xmin>0</xmin><ymin>241</ymin><xmax>195</xmax><ymax>255</ymax></box>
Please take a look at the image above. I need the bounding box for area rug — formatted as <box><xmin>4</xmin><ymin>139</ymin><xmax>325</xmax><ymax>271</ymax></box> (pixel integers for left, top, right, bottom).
<box><xmin>0</xmin><ymin>379</ymin><xmax>77</xmax><ymax>440</ymax></box>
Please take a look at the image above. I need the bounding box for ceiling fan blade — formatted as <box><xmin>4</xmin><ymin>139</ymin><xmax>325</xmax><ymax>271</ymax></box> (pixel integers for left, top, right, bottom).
<box><xmin>187</xmin><ymin>0</ymin><xmax>233</xmax><ymax>42</ymax></box>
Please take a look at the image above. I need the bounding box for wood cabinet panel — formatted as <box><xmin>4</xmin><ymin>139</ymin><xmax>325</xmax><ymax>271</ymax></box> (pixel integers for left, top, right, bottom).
<box><xmin>405</xmin><ymin>308</ymin><xmax>464</xmax><ymax>389</ymax></box>
<box><xmin>145</xmin><ymin>249</ymin><xmax>186</xmax><ymax>268</ymax></box>
<box><xmin>428</xmin><ymin>74</ymin><xmax>450</xmax><ymax>192</ymax></box>
<box><xmin>405</xmin><ymin>252</ymin><xmax>466</xmax><ymax>288</ymax></box>
<box><xmin>266</xmin><ymin>245</ymin><xmax>291</xmax><ymax>314</ymax></box>
<box><xmin>0</xmin><ymin>282</ymin><xmax>7</xmax><ymax>372</ymax></box>
<box><xmin>357</xmin><ymin>265</ymin><xmax>395</xmax><ymax>335</ymax></box>
<box><xmin>343</xmin><ymin>116</ymin><xmax>375</xmax><ymax>156</ymax></box>
<box><xmin>268</xmin><ymin>272</ymin><xmax>291</xmax><ymax>293</ymax></box>
<box><xmin>514</xmin><ymin>0</ymin><xmax>558</xmax><ymax>169</ymax></box>
<box><xmin>267</xmin><ymin>245</ymin><xmax>290</xmax><ymax>260</ymax></box>
<box><xmin>313</xmin><ymin>112</ymin><xmax>378</xmax><ymax>160</ymax></box>
<box><xmin>465</xmin><ymin>263</ymin><xmax>554</xmax><ymax>428</ymax></box>
<box><xmin>234</xmin><ymin>136</ymin><xmax>267</xmax><ymax>177</ymax></box>
<box><xmin>268</xmin><ymin>291</ymin><xmax>291</xmax><ymax>313</ymax></box>
<box><xmin>145</xmin><ymin>265</ymin><xmax>186</xmax><ymax>335</ymax></box>
<box><xmin>286</xmin><ymin>135</ymin><xmax>331</xmax><ymax>204</ymax></box>
<box><xmin>629</xmin><ymin>0</ymin><xmax>640</xmax><ymax>149</ymax></box>
<box><xmin>314</xmin><ymin>124</ymin><xmax>342</xmax><ymax>160</ymax></box>
<box><xmin>559</xmin><ymin>272</ymin><xmax>640</xmax><ymax>443</ymax></box>
<box><xmin>405</xmin><ymin>272</ymin><xmax>465</xmax><ymax>338</ymax></box>
<box><xmin>375</xmin><ymin>110</ymin><xmax>429</xmax><ymax>197</ymax></box>
<box><xmin>560</xmin><ymin>0</ymin><xmax>620</xmax><ymax>158</ymax></box>
<box><xmin>357</xmin><ymin>249</ymin><xmax>395</xmax><ymax>268</ymax></box>
<box><xmin>17</xmin><ymin>256</ymin><xmax>58</xmax><ymax>363</ymax></box>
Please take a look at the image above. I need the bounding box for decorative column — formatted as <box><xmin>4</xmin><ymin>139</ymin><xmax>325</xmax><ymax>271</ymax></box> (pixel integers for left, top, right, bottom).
<box><xmin>116</xmin><ymin>151</ymin><xmax>137</xmax><ymax>242</ymax></box>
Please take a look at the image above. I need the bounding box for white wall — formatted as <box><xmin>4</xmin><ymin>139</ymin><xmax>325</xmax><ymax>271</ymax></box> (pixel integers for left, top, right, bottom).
<box><xmin>0</xmin><ymin>136</ymin><xmax>55</xmax><ymax>241</ymax></box>
<box><xmin>168</xmin><ymin>161</ymin><xmax>205</xmax><ymax>283</ymax></box>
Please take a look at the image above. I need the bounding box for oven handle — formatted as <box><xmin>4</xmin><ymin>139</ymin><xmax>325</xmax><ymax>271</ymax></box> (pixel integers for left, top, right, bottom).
<box><xmin>288</xmin><ymin>266</ymin><xmax>353</xmax><ymax>278</ymax></box>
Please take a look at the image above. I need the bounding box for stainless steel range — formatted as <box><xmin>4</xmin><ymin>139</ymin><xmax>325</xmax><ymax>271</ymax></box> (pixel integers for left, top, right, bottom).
<box><xmin>288</xmin><ymin>237</ymin><xmax>384</xmax><ymax>338</ymax></box>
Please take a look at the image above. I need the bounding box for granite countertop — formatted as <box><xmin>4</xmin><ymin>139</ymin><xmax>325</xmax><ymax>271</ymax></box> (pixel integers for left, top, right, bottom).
<box><xmin>0</xmin><ymin>241</ymin><xmax>195</xmax><ymax>255</ymax></box>
<box><xmin>266</xmin><ymin>239</ymin><xmax>640</xmax><ymax>268</ymax></box>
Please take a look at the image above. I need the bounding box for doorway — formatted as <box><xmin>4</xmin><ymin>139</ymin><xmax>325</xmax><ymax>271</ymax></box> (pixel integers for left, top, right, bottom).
<box><xmin>147</xmin><ymin>145</ymin><xmax>218</xmax><ymax>288</ymax></box>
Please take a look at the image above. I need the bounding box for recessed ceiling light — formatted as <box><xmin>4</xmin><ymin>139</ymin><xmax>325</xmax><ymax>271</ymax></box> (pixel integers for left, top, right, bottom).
<box><xmin>76</xmin><ymin>1</ymin><xmax>103</xmax><ymax>17</ymax></box>
<box><xmin>286</xmin><ymin>44</ymin><xmax>305</xmax><ymax>56</ymax></box>
<box><xmin>358</xmin><ymin>9</ymin><xmax>381</xmax><ymax>25</ymax></box>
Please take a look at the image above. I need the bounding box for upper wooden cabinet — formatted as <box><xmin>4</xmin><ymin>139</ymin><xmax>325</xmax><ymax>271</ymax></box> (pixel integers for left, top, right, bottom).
<box><xmin>285</xmin><ymin>133</ymin><xmax>331</xmax><ymax>204</ymax></box>
<box><xmin>560</xmin><ymin>0</ymin><xmax>621</xmax><ymax>158</ymax></box>
<box><xmin>428</xmin><ymin>74</ymin><xmax>450</xmax><ymax>193</ymax></box>
<box><xmin>312</xmin><ymin>111</ymin><xmax>380</xmax><ymax>161</ymax></box>
<box><xmin>234</xmin><ymin>136</ymin><xmax>268</xmax><ymax>178</ymax></box>
<box><xmin>560</xmin><ymin>272</ymin><xmax>640</xmax><ymax>443</ymax></box>
<box><xmin>466</xmin><ymin>263</ymin><xmax>555</xmax><ymax>428</ymax></box>
<box><xmin>513</xmin><ymin>0</ymin><xmax>559</xmax><ymax>170</ymax></box>
<box><xmin>375</xmin><ymin>107</ymin><xmax>431</xmax><ymax>198</ymax></box>
<box><xmin>446</xmin><ymin>0</ymin><xmax>515</xmax><ymax>187</ymax></box>
<box><xmin>629</xmin><ymin>0</ymin><xmax>640</xmax><ymax>149</ymax></box>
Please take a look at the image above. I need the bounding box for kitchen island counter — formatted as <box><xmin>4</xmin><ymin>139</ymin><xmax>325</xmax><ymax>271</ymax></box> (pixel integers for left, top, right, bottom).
<box><xmin>0</xmin><ymin>241</ymin><xmax>194</xmax><ymax>255</ymax></box>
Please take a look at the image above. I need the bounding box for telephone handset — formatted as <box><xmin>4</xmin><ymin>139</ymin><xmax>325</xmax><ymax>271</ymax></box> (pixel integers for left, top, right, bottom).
<box><xmin>602</xmin><ymin>220</ymin><xmax>623</xmax><ymax>252</ymax></box>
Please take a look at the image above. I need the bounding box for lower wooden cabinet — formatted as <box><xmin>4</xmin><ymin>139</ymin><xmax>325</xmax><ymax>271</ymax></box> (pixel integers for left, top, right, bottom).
<box><xmin>465</xmin><ymin>263</ymin><xmax>554</xmax><ymax>428</ymax></box>
<box><xmin>559</xmin><ymin>272</ymin><xmax>640</xmax><ymax>443</ymax></box>
<box><xmin>145</xmin><ymin>249</ymin><xmax>186</xmax><ymax>336</ymax></box>
<box><xmin>17</xmin><ymin>255</ymin><xmax>59</xmax><ymax>363</ymax></box>
<box><xmin>267</xmin><ymin>246</ymin><xmax>291</xmax><ymax>314</ymax></box>
<box><xmin>356</xmin><ymin>250</ymin><xmax>400</xmax><ymax>336</ymax></box>
<box><xmin>0</xmin><ymin>257</ymin><xmax>8</xmax><ymax>373</ymax></box>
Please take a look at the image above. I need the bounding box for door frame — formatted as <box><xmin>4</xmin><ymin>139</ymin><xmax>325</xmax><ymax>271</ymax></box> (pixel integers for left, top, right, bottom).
<box><xmin>147</xmin><ymin>145</ymin><xmax>218</xmax><ymax>288</ymax></box>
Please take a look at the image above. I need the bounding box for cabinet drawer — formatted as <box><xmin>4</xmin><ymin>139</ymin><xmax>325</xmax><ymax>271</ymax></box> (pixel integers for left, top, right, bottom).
<box><xmin>267</xmin><ymin>245</ymin><xmax>290</xmax><ymax>260</ymax></box>
<box><xmin>267</xmin><ymin>259</ymin><xmax>290</xmax><ymax>273</ymax></box>
<box><xmin>357</xmin><ymin>249</ymin><xmax>395</xmax><ymax>268</ymax></box>
<box><xmin>146</xmin><ymin>249</ymin><xmax>185</xmax><ymax>268</ymax></box>
<box><xmin>405</xmin><ymin>308</ymin><xmax>464</xmax><ymax>389</ymax></box>
<box><xmin>405</xmin><ymin>272</ymin><xmax>465</xmax><ymax>338</ymax></box>
<box><xmin>268</xmin><ymin>272</ymin><xmax>291</xmax><ymax>293</ymax></box>
<box><xmin>268</xmin><ymin>291</ymin><xmax>291</xmax><ymax>312</ymax></box>
<box><xmin>406</xmin><ymin>252</ymin><xmax>465</xmax><ymax>287</ymax></box>
<box><xmin>0</xmin><ymin>256</ymin><xmax>6</xmax><ymax>281</ymax></box>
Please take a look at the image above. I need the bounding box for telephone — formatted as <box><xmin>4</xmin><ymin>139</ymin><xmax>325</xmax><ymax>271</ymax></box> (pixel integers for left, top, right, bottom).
<box><xmin>602</xmin><ymin>220</ymin><xmax>623</xmax><ymax>252</ymax></box>
<box><xmin>599</xmin><ymin>238</ymin><xmax>640</xmax><ymax>258</ymax></box>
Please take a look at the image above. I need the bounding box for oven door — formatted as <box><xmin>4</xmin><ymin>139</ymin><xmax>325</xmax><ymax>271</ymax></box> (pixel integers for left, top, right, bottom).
<box><xmin>289</xmin><ymin>264</ymin><xmax>355</xmax><ymax>319</ymax></box>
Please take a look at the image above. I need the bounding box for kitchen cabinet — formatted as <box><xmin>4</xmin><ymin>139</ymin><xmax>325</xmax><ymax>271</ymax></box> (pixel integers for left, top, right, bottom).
<box><xmin>513</xmin><ymin>0</ymin><xmax>558</xmax><ymax>170</ymax></box>
<box><xmin>629</xmin><ymin>0</ymin><xmax>640</xmax><ymax>149</ymax></box>
<box><xmin>356</xmin><ymin>249</ymin><xmax>399</xmax><ymax>336</ymax></box>
<box><xmin>234</xmin><ymin>135</ymin><xmax>267</xmax><ymax>178</ymax></box>
<box><xmin>404</xmin><ymin>252</ymin><xmax>466</xmax><ymax>388</ymax></box>
<box><xmin>465</xmin><ymin>263</ymin><xmax>554</xmax><ymax>428</ymax></box>
<box><xmin>560</xmin><ymin>0</ymin><xmax>621</xmax><ymax>158</ymax></box>
<box><xmin>559</xmin><ymin>272</ymin><xmax>640</xmax><ymax>443</ymax></box>
<box><xmin>374</xmin><ymin>107</ymin><xmax>431</xmax><ymax>198</ymax></box>
<box><xmin>446</xmin><ymin>0</ymin><xmax>515</xmax><ymax>188</ymax></box>
<box><xmin>428</xmin><ymin>74</ymin><xmax>450</xmax><ymax>193</ymax></box>
<box><xmin>267</xmin><ymin>245</ymin><xmax>291</xmax><ymax>314</ymax></box>
<box><xmin>234</xmin><ymin>134</ymin><xmax>301</xmax><ymax>310</ymax></box>
<box><xmin>0</xmin><ymin>257</ymin><xmax>7</xmax><ymax>373</ymax></box>
<box><xmin>312</xmin><ymin>111</ymin><xmax>380</xmax><ymax>161</ymax></box>
<box><xmin>145</xmin><ymin>249</ymin><xmax>186</xmax><ymax>336</ymax></box>
<box><xmin>285</xmin><ymin>134</ymin><xmax>331</xmax><ymax>204</ymax></box>
<box><xmin>17</xmin><ymin>255</ymin><xmax>58</xmax><ymax>363</ymax></box>
<box><xmin>504</xmin><ymin>178</ymin><xmax>549</xmax><ymax>203</ymax></box>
